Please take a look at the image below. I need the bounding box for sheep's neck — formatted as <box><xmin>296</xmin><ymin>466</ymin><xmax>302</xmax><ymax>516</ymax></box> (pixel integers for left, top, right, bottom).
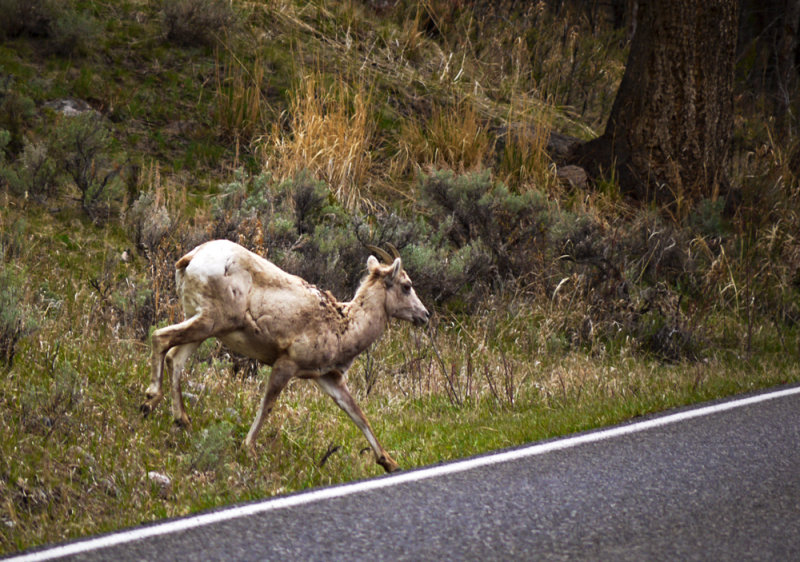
<box><xmin>340</xmin><ymin>286</ymin><xmax>387</xmax><ymax>359</ymax></box>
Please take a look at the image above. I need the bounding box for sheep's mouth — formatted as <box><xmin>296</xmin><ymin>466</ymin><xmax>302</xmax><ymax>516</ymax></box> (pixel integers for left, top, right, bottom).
<box><xmin>412</xmin><ymin>312</ymin><xmax>430</xmax><ymax>327</ymax></box>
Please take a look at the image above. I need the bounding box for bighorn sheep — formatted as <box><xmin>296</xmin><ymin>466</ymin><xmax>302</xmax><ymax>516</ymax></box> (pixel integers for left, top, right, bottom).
<box><xmin>141</xmin><ymin>239</ymin><xmax>429</xmax><ymax>473</ymax></box>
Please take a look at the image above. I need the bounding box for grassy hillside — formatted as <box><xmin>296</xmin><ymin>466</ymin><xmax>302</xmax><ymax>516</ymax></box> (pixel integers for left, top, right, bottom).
<box><xmin>1</xmin><ymin>0</ymin><xmax>799</xmax><ymax>553</ymax></box>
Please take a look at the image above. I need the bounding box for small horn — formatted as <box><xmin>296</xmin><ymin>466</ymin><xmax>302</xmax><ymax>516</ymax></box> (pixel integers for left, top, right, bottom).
<box><xmin>366</xmin><ymin>244</ymin><xmax>393</xmax><ymax>264</ymax></box>
<box><xmin>386</xmin><ymin>242</ymin><xmax>400</xmax><ymax>260</ymax></box>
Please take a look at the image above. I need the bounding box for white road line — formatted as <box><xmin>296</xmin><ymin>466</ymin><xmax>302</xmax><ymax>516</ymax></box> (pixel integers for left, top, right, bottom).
<box><xmin>10</xmin><ymin>385</ymin><xmax>800</xmax><ymax>561</ymax></box>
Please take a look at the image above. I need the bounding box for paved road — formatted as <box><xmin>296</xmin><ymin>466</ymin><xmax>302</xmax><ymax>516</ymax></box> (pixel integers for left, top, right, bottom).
<box><xmin>11</xmin><ymin>385</ymin><xmax>800</xmax><ymax>561</ymax></box>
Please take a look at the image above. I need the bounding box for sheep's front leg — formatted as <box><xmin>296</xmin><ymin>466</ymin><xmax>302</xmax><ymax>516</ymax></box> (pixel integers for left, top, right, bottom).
<box><xmin>244</xmin><ymin>356</ymin><xmax>296</xmax><ymax>456</ymax></box>
<box><xmin>315</xmin><ymin>371</ymin><xmax>400</xmax><ymax>473</ymax></box>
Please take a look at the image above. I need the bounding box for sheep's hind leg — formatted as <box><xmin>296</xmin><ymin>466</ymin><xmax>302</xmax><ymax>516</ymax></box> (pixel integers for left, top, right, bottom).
<box><xmin>141</xmin><ymin>314</ymin><xmax>214</xmax><ymax>415</ymax></box>
<box><xmin>141</xmin><ymin>332</ymin><xmax>168</xmax><ymax>415</ymax></box>
<box><xmin>315</xmin><ymin>370</ymin><xmax>400</xmax><ymax>473</ymax></box>
<box><xmin>167</xmin><ymin>341</ymin><xmax>202</xmax><ymax>428</ymax></box>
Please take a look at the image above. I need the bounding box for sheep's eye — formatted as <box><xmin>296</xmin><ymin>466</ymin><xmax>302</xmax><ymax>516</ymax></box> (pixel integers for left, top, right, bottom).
<box><xmin>402</xmin><ymin>283</ymin><xmax>411</xmax><ymax>294</ymax></box>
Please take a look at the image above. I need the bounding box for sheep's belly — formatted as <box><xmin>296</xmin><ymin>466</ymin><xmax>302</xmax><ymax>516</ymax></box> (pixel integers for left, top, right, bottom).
<box><xmin>219</xmin><ymin>330</ymin><xmax>280</xmax><ymax>365</ymax></box>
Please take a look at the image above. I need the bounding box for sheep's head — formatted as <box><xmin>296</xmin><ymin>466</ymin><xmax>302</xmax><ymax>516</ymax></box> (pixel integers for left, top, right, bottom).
<box><xmin>367</xmin><ymin>247</ymin><xmax>429</xmax><ymax>327</ymax></box>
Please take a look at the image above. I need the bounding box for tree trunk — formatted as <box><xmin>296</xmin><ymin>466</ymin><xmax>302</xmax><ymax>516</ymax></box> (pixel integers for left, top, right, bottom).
<box><xmin>571</xmin><ymin>0</ymin><xmax>738</xmax><ymax>210</ymax></box>
<box><xmin>738</xmin><ymin>0</ymin><xmax>800</xmax><ymax>124</ymax></box>
<box><xmin>777</xmin><ymin>1</ymin><xmax>800</xmax><ymax>112</ymax></box>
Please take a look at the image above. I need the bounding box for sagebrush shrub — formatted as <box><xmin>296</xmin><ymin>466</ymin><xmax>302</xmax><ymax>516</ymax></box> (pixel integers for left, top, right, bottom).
<box><xmin>0</xmin><ymin>0</ymin><xmax>57</xmax><ymax>40</ymax></box>
<box><xmin>190</xmin><ymin>421</ymin><xmax>236</xmax><ymax>473</ymax></box>
<box><xmin>128</xmin><ymin>191</ymin><xmax>173</xmax><ymax>254</ymax></box>
<box><xmin>162</xmin><ymin>0</ymin><xmax>238</xmax><ymax>48</ymax></box>
<box><xmin>47</xmin><ymin>8</ymin><xmax>98</xmax><ymax>57</ymax></box>
<box><xmin>291</xmin><ymin>171</ymin><xmax>328</xmax><ymax>235</ymax></box>
<box><xmin>0</xmin><ymin>247</ymin><xmax>37</xmax><ymax>370</ymax></box>
<box><xmin>0</xmin><ymin>0</ymin><xmax>94</xmax><ymax>57</ymax></box>
<box><xmin>0</xmin><ymin>85</ymin><xmax>36</xmax><ymax>156</ymax></box>
<box><xmin>419</xmin><ymin>169</ymin><xmax>554</xmax><ymax>279</ymax></box>
<box><xmin>1</xmin><ymin>140</ymin><xmax>58</xmax><ymax>201</ymax></box>
<box><xmin>52</xmin><ymin>112</ymin><xmax>124</xmax><ymax>220</ymax></box>
<box><xmin>403</xmin><ymin>237</ymin><xmax>493</xmax><ymax>306</ymax></box>
<box><xmin>19</xmin><ymin>360</ymin><xmax>83</xmax><ymax>434</ymax></box>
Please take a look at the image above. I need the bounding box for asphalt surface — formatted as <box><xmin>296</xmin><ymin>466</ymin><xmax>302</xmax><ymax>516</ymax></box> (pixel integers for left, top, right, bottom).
<box><xmin>11</xmin><ymin>385</ymin><xmax>800</xmax><ymax>561</ymax></box>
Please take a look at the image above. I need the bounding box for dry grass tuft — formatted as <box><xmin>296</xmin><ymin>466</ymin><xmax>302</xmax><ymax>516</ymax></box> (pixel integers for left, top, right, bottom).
<box><xmin>497</xmin><ymin>94</ymin><xmax>557</xmax><ymax>193</ymax></box>
<box><xmin>214</xmin><ymin>49</ymin><xmax>272</xmax><ymax>144</ymax></box>
<box><xmin>258</xmin><ymin>73</ymin><xmax>375</xmax><ymax>211</ymax></box>
<box><xmin>395</xmin><ymin>97</ymin><xmax>491</xmax><ymax>175</ymax></box>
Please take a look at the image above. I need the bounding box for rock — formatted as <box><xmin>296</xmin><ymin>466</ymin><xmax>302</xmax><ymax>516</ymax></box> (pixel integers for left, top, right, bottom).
<box><xmin>556</xmin><ymin>165</ymin><xmax>588</xmax><ymax>189</ymax></box>
<box><xmin>163</xmin><ymin>120</ymin><xmax>200</xmax><ymax>137</ymax></box>
<box><xmin>147</xmin><ymin>471</ymin><xmax>172</xmax><ymax>498</ymax></box>
<box><xmin>99</xmin><ymin>476</ymin><xmax>119</xmax><ymax>498</ymax></box>
<box><xmin>186</xmin><ymin>381</ymin><xmax>206</xmax><ymax>393</ymax></box>
<box><xmin>546</xmin><ymin>131</ymin><xmax>583</xmax><ymax>162</ymax></box>
<box><xmin>493</xmin><ymin>125</ymin><xmax>582</xmax><ymax>163</ymax></box>
<box><xmin>68</xmin><ymin>445</ymin><xmax>97</xmax><ymax>469</ymax></box>
<box><xmin>43</xmin><ymin>98</ymin><xmax>96</xmax><ymax>116</ymax></box>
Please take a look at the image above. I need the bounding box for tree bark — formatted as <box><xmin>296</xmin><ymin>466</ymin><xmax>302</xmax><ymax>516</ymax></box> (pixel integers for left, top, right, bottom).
<box><xmin>738</xmin><ymin>0</ymin><xmax>800</xmax><ymax>122</ymax></box>
<box><xmin>571</xmin><ymin>0</ymin><xmax>739</xmax><ymax>209</ymax></box>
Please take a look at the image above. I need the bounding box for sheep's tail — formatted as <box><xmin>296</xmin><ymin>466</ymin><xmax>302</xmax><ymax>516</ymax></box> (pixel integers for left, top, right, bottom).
<box><xmin>175</xmin><ymin>247</ymin><xmax>199</xmax><ymax>270</ymax></box>
<box><xmin>174</xmin><ymin>246</ymin><xmax>200</xmax><ymax>298</ymax></box>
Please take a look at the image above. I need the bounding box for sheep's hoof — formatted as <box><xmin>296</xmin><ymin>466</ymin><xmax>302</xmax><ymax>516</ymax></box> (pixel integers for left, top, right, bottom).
<box><xmin>141</xmin><ymin>391</ymin><xmax>163</xmax><ymax>416</ymax></box>
<box><xmin>378</xmin><ymin>454</ymin><xmax>400</xmax><ymax>473</ymax></box>
<box><xmin>172</xmin><ymin>416</ymin><xmax>191</xmax><ymax>429</ymax></box>
<box><xmin>242</xmin><ymin>440</ymin><xmax>259</xmax><ymax>461</ymax></box>
<box><xmin>140</xmin><ymin>401</ymin><xmax>158</xmax><ymax>417</ymax></box>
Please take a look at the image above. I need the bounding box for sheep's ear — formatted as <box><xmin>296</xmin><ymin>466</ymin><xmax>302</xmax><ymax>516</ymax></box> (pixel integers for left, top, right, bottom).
<box><xmin>367</xmin><ymin>255</ymin><xmax>381</xmax><ymax>274</ymax></box>
<box><xmin>390</xmin><ymin>257</ymin><xmax>402</xmax><ymax>281</ymax></box>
